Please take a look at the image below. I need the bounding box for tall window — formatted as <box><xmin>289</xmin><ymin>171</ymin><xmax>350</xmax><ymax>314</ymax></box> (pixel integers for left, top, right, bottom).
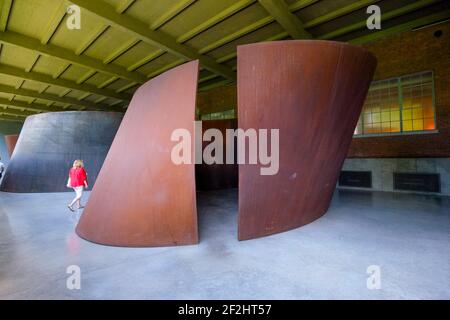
<box><xmin>354</xmin><ymin>71</ymin><xmax>436</xmax><ymax>136</ymax></box>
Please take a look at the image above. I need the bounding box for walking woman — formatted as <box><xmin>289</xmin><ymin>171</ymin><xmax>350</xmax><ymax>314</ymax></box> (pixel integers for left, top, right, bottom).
<box><xmin>67</xmin><ymin>159</ymin><xmax>88</xmax><ymax>212</ymax></box>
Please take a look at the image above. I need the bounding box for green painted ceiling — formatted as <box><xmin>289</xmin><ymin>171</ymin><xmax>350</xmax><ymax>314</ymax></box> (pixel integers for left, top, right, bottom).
<box><xmin>0</xmin><ymin>0</ymin><xmax>448</xmax><ymax>123</ymax></box>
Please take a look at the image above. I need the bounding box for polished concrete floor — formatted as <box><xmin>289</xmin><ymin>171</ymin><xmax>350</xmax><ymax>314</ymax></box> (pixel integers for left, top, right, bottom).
<box><xmin>0</xmin><ymin>189</ymin><xmax>449</xmax><ymax>299</ymax></box>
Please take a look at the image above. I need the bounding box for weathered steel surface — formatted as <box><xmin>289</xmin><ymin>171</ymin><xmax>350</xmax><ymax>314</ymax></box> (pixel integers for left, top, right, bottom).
<box><xmin>237</xmin><ymin>41</ymin><xmax>377</xmax><ymax>240</ymax></box>
<box><xmin>76</xmin><ymin>61</ymin><xmax>199</xmax><ymax>247</ymax></box>
<box><xmin>4</xmin><ymin>134</ymin><xmax>19</xmax><ymax>158</ymax></box>
<box><xmin>0</xmin><ymin>111</ymin><xmax>122</xmax><ymax>193</ymax></box>
<box><xmin>196</xmin><ymin>119</ymin><xmax>238</xmax><ymax>191</ymax></box>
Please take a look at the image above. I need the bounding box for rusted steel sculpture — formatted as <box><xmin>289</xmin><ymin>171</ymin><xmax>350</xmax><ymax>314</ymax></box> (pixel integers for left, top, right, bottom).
<box><xmin>0</xmin><ymin>111</ymin><xmax>122</xmax><ymax>193</ymax></box>
<box><xmin>4</xmin><ymin>134</ymin><xmax>19</xmax><ymax>158</ymax></box>
<box><xmin>196</xmin><ymin>119</ymin><xmax>238</xmax><ymax>191</ymax></box>
<box><xmin>76</xmin><ymin>61</ymin><xmax>199</xmax><ymax>247</ymax></box>
<box><xmin>237</xmin><ymin>41</ymin><xmax>377</xmax><ymax>240</ymax></box>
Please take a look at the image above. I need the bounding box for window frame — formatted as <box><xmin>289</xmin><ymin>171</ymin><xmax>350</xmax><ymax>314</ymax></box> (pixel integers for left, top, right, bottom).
<box><xmin>354</xmin><ymin>70</ymin><xmax>438</xmax><ymax>138</ymax></box>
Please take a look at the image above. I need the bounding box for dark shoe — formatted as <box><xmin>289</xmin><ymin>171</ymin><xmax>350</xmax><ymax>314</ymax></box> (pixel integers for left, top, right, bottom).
<box><xmin>68</xmin><ymin>205</ymin><xmax>75</xmax><ymax>212</ymax></box>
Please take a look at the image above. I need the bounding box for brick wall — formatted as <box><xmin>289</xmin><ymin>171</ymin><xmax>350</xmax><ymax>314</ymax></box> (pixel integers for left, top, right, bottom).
<box><xmin>348</xmin><ymin>21</ymin><xmax>450</xmax><ymax>158</ymax></box>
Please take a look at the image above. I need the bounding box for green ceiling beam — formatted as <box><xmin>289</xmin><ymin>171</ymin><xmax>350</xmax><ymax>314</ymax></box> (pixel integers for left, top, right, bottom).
<box><xmin>127</xmin><ymin>49</ymin><xmax>165</xmax><ymax>71</ymax></box>
<box><xmin>0</xmin><ymin>95</ymin><xmax>125</xmax><ymax>113</ymax></box>
<box><xmin>150</xmin><ymin>0</ymin><xmax>196</xmax><ymax>30</ymax></box>
<box><xmin>0</xmin><ymin>83</ymin><xmax>118</xmax><ymax>110</ymax></box>
<box><xmin>146</xmin><ymin>59</ymin><xmax>186</xmax><ymax>79</ymax></box>
<box><xmin>0</xmin><ymin>64</ymin><xmax>132</xmax><ymax>101</ymax></box>
<box><xmin>111</xmin><ymin>0</ymin><xmax>259</xmax><ymax>68</ymax></box>
<box><xmin>78</xmin><ymin>26</ymin><xmax>141</xmax><ymax>88</ymax></box>
<box><xmin>303</xmin><ymin>0</ymin><xmax>381</xmax><ymax>29</ymax></box>
<box><xmin>69</xmin><ymin>0</ymin><xmax>236</xmax><ymax>81</ymax></box>
<box><xmin>41</xmin><ymin>1</ymin><xmax>67</xmax><ymax>44</ymax></box>
<box><xmin>25</xmin><ymin>55</ymin><xmax>41</xmax><ymax>73</ymax></box>
<box><xmin>203</xmin><ymin>0</ymin><xmax>317</xmax><ymax>46</ymax></box>
<box><xmin>0</xmin><ymin>106</ymin><xmax>36</xmax><ymax>117</ymax></box>
<box><xmin>76</xmin><ymin>92</ymin><xmax>91</xmax><ymax>101</ymax></box>
<box><xmin>198</xmin><ymin>78</ymin><xmax>233</xmax><ymax>92</ymax></box>
<box><xmin>75</xmin><ymin>0</ymin><xmax>140</xmax><ymax>67</ymax></box>
<box><xmin>75</xmin><ymin>25</ymin><xmax>109</xmax><ymax>55</ymax></box>
<box><xmin>103</xmin><ymin>38</ymin><xmax>140</xmax><ymax>64</ymax></box>
<box><xmin>192</xmin><ymin>0</ymin><xmax>346</xmax><ymax>54</ymax></box>
<box><xmin>198</xmin><ymin>16</ymin><xmax>273</xmax><ymax>54</ymax></box>
<box><xmin>349</xmin><ymin>9</ymin><xmax>450</xmax><ymax>45</ymax></box>
<box><xmin>116</xmin><ymin>82</ymin><xmax>138</xmax><ymax>93</ymax></box>
<box><xmin>115</xmin><ymin>0</ymin><xmax>313</xmax><ymax>68</ymax></box>
<box><xmin>176</xmin><ymin>0</ymin><xmax>256</xmax><ymax>43</ymax></box>
<box><xmin>0</xmin><ymin>97</ymin><xmax>77</xmax><ymax>113</ymax></box>
<box><xmin>196</xmin><ymin>1</ymin><xmax>313</xmax><ymax>55</ymax></box>
<box><xmin>187</xmin><ymin>0</ymin><xmax>442</xmax><ymax>52</ymax></box>
<box><xmin>116</xmin><ymin>0</ymin><xmax>136</xmax><ymax>14</ymax></box>
<box><xmin>257</xmin><ymin>0</ymin><xmax>312</xmax><ymax>39</ymax></box>
<box><xmin>98</xmin><ymin>76</ymin><xmax>119</xmax><ymax>89</ymax></box>
<box><xmin>0</xmin><ymin>0</ymin><xmax>12</xmax><ymax>32</ymax></box>
<box><xmin>94</xmin><ymin>96</ymin><xmax>107</xmax><ymax>104</ymax></box>
<box><xmin>76</xmin><ymin>70</ymin><xmax>96</xmax><ymax>84</ymax></box>
<box><xmin>53</xmin><ymin>63</ymin><xmax>71</xmax><ymax>79</ymax></box>
<box><xmin>214</xmin><ymin>31</ymin><xmax>287</xmax><ymax>66</ymax></box>
<box><xmin>216</xmin><ymin>51</ymin><xmax>238</xmax><ymax>64</ymax></box>
<box><xmin>1</xmin><ymin>111</ymin><xmax>30</xmax><ymax>118</ymax></box>
<box><xmin>319</xmin><ymin>0</ymin><xmax>441</xmax><ymax>40</ymax></box>
<box><xmin>198</xmin><ymin>74</ymin><xmax>219</xmax><ymax>84</ymax></box>
<box><xmin>264</xmin><ymin>30</ymin><xmax>290</xmax><ymax>41</ymax></box>
<box><xmin>215</xmin><ymin>31</ymin><xmax>288</xmax><ymax>64</ymax></box>
<box><xmin>288</xmin><ymin>0</ymin><xmax>319</xmax><ymax>12</ymax></box>
<box><xmin>79</xmin><ymin>0</ymin><xmax>139</xmax><ymax>92</ymax></box>
<box><xmin>0</xmin><ymin>31</ymin><xmax>147</xmax><ymax>84</ymax></box>
<box><xmin>0</xmin><ymin>114</ymin><xmax>25</xmax><ymax>122</ymax></box>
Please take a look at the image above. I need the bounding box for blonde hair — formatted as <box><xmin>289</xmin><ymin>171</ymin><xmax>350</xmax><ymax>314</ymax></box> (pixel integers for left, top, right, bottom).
<box><xmin>73</xmin><ymin>159</ymin><xmax>84</xmax><ymax>168</ymax></box>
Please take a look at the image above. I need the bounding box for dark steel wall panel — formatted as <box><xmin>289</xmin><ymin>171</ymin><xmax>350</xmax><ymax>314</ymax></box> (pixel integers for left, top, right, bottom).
<box><xmin>237</xmin><ymin>41</ymin><xmax>377</xmax><ymax>240</ymax></box>
<box><xmin>0</xmin><ymin>112</ymin><xmax>122</xmax><ymax>193</ymax></box>
<box><xmin>196</xmin><ymin>119</ymin><xmax>238</xmax><ymax>191</ymax></box>
<box><xmin>76</xmin><ymin>61</ymin><xmax>199</xmax><ymax>247</ymax></box>
<box><xmin>4</xmin><ymin>134</ymin><xmax>19</xmax><ymax>158</ymax></box>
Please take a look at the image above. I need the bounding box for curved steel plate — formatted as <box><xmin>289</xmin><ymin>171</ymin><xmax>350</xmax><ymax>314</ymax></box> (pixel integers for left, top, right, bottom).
<box><xmin>237</xmin><ymin>41</ymin><xmax>377</xmax><ymax>240</ymax></box>
<box><xmin>0</xmin><ymin>111</ymin><xmax>122</xmax><ymax>193</ymax></box>
<box><xmin>76</xmin><ymin>61</ymin><xmax>199</xmax><ymax>247</ymax></box>
<box><xmin>4</xmin><ymin>134</ymin><xmax>19</xmax><ymax>158</ymax></box>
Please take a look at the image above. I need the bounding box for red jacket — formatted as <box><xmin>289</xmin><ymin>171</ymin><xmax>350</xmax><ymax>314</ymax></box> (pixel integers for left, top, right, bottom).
<box><xmin>69</xmin><ymin>167</ymin><xmax>87</xmax><ymax>187</ymax></box>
